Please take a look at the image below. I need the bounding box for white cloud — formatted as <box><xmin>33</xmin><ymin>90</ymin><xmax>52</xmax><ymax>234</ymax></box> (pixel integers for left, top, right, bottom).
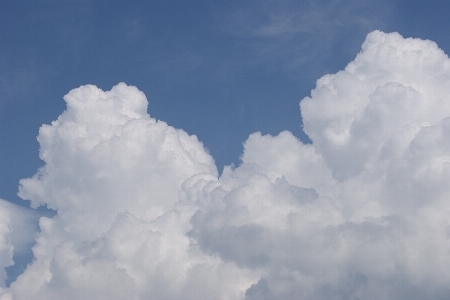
<box><xmin>0</xmin><ymin>202</ymin><xmax>14</xmax><ymax>289</ymax></box>
<box><xmin>0</xmin><ymin>200</ymin><xmax>39</xmax><ymax>291</ymax></box>
<box><xmin>6</xmin><ymin>83</ymin><xmax>256</xmax><ymax>299</ymax></box>
<box><xmin>17</xmin><ymin>83</ymin><xmax>217</xmax><ymax>239</ymax></box>
<box><xmin>2</xmin><ymin>30</ymin><xmax>450</xmax><ymax>299</ymax></box>
<box><xmin>300</xmin><ymin>30</ymin><xmax>450</xmax><ymax>180</ymax></box>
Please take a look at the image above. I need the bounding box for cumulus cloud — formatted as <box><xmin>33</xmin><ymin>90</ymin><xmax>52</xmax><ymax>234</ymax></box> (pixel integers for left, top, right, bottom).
<box><xmin>0</xmin><ymin>200</ymin><xmax>39</xmax><ymax>292</ymax></box>
<box><xmin>1</xmin><ymin>30</ymin><xmax>450</xmax><ymax>299</ymax></box>
<box><xmin>18</xmin><ymin>83</ymin><xmax>217</xmax><ymax>239</ymax></box>
<box><xmin>5</xmin><ymin>83</ymin><xmax>255</xmax><ymax>300</ymax></box>
<box><xmin>301</xmin><ymin>31</ymin><xmax>450</xmax><ymax>180</ymax></box>
<box><xmin>0</xmin><ymin>202</ymin><xmax>14</xmax><ymax>289</ymax></box>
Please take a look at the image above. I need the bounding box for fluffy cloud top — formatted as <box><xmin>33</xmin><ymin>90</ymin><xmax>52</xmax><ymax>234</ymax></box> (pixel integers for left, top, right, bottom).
<box><xmin>1</xmin><ymin>31</ymin><xmax>449</xmax><ymax>299</ymax></box>
<box><xmin>301</xmin><ymin>31</ymin><xmax>450</xmax><ymax>180</ymax></box>
<box><xmin>18</xmin><ymin>83</ymin><xmax>217</xmax><ymax>239</ymax></box>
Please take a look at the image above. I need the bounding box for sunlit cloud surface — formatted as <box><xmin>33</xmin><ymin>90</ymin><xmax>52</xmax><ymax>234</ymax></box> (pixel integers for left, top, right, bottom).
<box><xmin>0</xmin><ymin>31</ymin><xmax>449</xmax><ymax>300</ymax></box>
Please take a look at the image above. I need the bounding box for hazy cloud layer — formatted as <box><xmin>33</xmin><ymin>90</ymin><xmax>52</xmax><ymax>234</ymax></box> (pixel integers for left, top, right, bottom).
<box><xmin>222</xmin><ymin>0</ymin><xmax>393</xmax><ymax>76</ymax></box>
<box><xmin>1</xmin><ymin>31</ymin><xmax>449</xmax><ymax>299</ymax></box>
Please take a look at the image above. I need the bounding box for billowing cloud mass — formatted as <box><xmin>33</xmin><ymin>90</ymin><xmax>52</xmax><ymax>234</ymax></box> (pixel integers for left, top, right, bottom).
<box><xmin>0</xmin><ymin>202</ymin><xmax>14</xmax><ymax>290</ymax></box>
<box><xmin>0</xmin><ymin>200</ymin><xmax>39</xmax><ymax>293</ymax></box>
<box><xmin>1</xmin><ymin>30</ymin><xmax>449</xmax><ymax>299</ymax></box>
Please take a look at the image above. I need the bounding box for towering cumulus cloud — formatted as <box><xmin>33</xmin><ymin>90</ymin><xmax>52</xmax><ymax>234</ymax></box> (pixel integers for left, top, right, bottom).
<box><xmin>1</xmin><ymin>31</ymin><xmax>449</xmax><ymax>299</ymax></box>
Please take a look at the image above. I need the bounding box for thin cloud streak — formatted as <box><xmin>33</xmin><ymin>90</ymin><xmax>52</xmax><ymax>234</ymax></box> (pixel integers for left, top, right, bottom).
<box><xmin>221</xmin><ymin>0</ymin><xmax>394</xmax><ymax>75</ymax></box>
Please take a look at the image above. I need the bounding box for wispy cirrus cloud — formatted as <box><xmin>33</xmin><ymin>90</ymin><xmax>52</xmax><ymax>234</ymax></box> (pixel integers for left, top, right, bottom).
<box><xmin>221</xmin><ymin>0</ymin><xmax>395</xmax><ymax>76</ymax></box>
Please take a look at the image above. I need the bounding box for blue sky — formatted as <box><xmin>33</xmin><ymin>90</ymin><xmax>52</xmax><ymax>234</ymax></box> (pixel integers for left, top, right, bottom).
<box><xmin>1</xmin><ymin>0</ymin><xmax>448</xmax><ymax>207</ymax></box>
<box><xmin>0</xmin><ymin>1</ymin><xmax>450</xmax><ymax>297</ymax></box>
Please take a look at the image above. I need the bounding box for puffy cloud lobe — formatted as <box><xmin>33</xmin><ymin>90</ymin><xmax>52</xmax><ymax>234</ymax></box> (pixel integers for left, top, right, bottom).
<box><xmin>10</xmin><ymin>190</ymin><xmax>258</xmax><ymax>300</ymax></box>
<box><xmin>0</xmin><ymin>200</ymin><xmax>39</xmax><ymax>292</ymax></box>
<box><xmin>18</xmin><ymin>83</ymin><xmax>217</xmax><ymax>239</ymax></box>
<box><xmin>7</xmin><ymin>84</ymin><xmax>257</xmax><ymax>299</ymax></box>
<box><xmin>0</xmin><ymin>202</ymin><xmax>14</xmax><ymax>289</ymax></box>
<box><xmin>189</xmin><ymin>31</ymin><xmax>450</xmax><ymax>299</ymax></box>
<box><xmin>241</xmin><ymin>131</ymin><xmax>335</xmax><ymax>192</ymax></box>
<box><xmin>301</xmin><ymin>30</ymin><xmax>450</xmax><ymax>180</ymax></box>
<box><xmin>2</xmin><ymin>31</ymin><xmax>450</xmax><ymax>299</ymax></box>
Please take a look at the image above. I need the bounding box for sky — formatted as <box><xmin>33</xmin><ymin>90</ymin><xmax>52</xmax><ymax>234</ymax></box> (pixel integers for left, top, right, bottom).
<box><xmin>0</xmin><ymin>0</ymin><xmax>449</xmax><ymax>299</ymax></box>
